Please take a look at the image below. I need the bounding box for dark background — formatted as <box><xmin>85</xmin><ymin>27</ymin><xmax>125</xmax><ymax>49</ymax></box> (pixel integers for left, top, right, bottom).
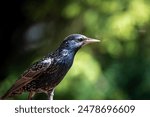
<box><xmin>0</xmin><ymin>0</ymin><xmax>150</xmax><ymax>99</ymax></box>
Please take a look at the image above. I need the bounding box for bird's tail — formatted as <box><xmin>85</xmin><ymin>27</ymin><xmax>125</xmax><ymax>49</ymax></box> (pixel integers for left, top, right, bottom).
<box><xmin>1</xmin><ymin>77</ymin><xmax>31</xmax><ymax>100</ymax></box>
<box><xmin>1</xmin><ymin>85</ymin><xmax>24</xmax><ymax>100</ymax></box>
<box><xmin>1</xmin><ymin>89</ymin><xmax>14</xmax><ymax>100</ymax></box>
<box><xmin>1</xmin><ymin>93</ymin><xmax>9</xmax><ymax>100</ymax></box>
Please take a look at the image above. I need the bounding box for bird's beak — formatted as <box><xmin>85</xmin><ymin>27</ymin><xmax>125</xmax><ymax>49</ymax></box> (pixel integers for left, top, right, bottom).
<box><xmin>83</xmin><ymin>38</ymin><xmax>100</xmax><ymax>46</ymax></box>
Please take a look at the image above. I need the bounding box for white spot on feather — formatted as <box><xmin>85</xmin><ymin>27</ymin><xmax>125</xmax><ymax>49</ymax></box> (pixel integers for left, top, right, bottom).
<box><xmin>62</xmin><ymin>49</ymin><xmax>68</xmax><ymax>56</ymax></box>
<box><xmin>42</xmin><ymin>58</ymin><xmax>52</xmax><ymax>64</ymax></box>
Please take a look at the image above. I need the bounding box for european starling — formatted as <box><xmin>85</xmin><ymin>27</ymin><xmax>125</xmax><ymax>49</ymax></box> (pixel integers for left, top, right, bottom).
<box><xmin>1</xmin><ymin>34</ymin><xmax>100</xmax><ymax>100</ymax></box>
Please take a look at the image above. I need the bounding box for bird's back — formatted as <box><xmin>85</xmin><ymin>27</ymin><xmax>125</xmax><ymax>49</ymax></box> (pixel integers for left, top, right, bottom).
<box><xmin>24</xmin><ymin>55</ymin><xmax>73</xmax><ymax>92</ymax></box>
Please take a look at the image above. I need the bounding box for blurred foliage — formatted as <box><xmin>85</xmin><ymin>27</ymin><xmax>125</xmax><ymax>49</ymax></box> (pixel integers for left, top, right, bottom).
<box><xmin>0</xmin><ymin>0</ymin><xmax>150</xmax><ymax>99</ymax></box>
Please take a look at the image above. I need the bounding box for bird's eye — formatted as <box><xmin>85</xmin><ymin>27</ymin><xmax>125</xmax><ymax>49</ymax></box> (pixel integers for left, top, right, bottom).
<box><xmin>78</xmin><ymin>38</ymin><xmax>84</xmax><ymax>42</ymax></box>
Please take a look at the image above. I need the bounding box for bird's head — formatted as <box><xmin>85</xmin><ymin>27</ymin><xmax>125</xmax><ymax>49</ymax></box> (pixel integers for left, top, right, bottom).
<box><xmin>59</xmin><ymin>34</ymin><xmax>100</xmax><ymax>52</ymax></box>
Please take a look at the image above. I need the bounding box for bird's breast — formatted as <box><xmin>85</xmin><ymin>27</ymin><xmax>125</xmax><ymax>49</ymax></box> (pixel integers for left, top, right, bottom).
<box><xmin>57</xmin><ymin>51</ymin><xmax>75</xmax><ymax>68</ymax></box>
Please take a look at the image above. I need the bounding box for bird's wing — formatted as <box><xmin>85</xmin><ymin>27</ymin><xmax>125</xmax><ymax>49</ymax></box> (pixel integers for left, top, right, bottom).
<box><xmin>2</xmin><ymin>58</ymin><xmax>53</xmax><ymax>98</ymax></box>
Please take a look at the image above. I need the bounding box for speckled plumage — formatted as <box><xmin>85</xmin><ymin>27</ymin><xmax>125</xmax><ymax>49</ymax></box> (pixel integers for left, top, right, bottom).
<box><xmin>1</xmin><ymin>34</ymin><xmax>100</xmax><ymax>100</ymax></box>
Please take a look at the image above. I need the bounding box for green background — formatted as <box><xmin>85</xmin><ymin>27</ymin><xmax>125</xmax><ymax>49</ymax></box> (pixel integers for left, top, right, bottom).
<box><xmin>0</xmin><ymin>0</ymin><xmax>150</xmax><ymax>99</ymax></box>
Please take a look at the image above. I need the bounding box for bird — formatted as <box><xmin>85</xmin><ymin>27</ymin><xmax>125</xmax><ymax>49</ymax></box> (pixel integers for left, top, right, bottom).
<box><xmin>1</xmin><ymin>34</ymin><xmax>100</xmax><ymax>100</ymax></box>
